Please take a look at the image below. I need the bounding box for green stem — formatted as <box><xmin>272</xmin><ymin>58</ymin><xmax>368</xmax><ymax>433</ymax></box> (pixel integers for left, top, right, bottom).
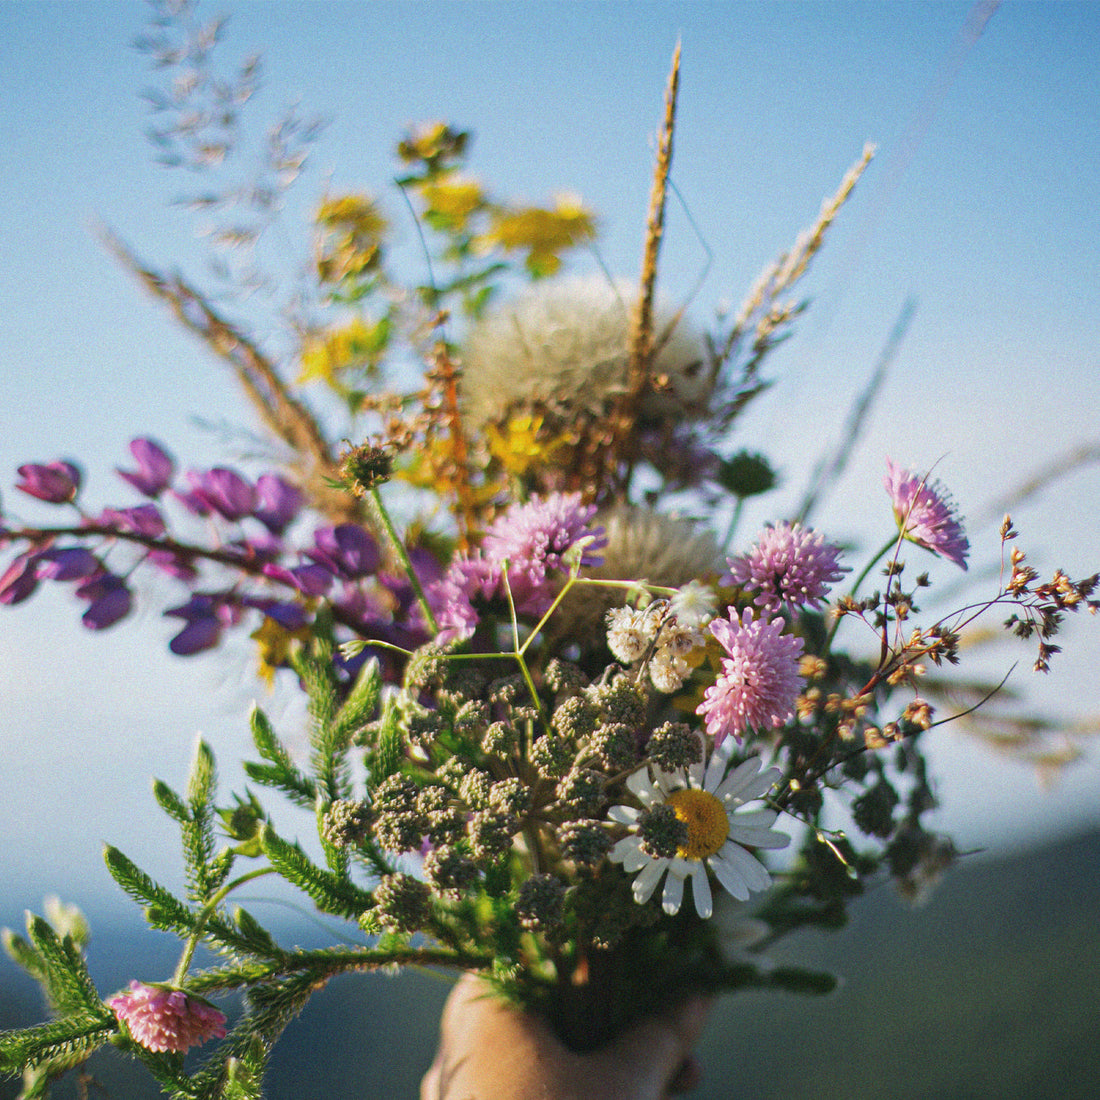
<box><xmin>172</xmin><ymin>867</ymin><xmax>276</xmax><ymax>986</ymax></box>
<box><xmin>370</xmin><ymin>486</ymin><xmax>438</xmax><ymax>633</ymax></box>
<box><xmin>824</xmin><ymin>534</ymin><xmax>900</xmax><ymax>652</ymax></box>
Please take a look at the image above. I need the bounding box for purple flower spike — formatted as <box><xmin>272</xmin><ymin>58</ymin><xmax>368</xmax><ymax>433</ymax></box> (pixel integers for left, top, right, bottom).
<box><xmin>183</xmin><ymin>468</ymin><xmax>257</xmax><ymax>522</ymax></box>
<box><xmin>15</xmin><ymin>461</ymin><xmax>81</xmax><ymax>504</ymax></box>
<box><xmin>262</xmin><ymin>561</ymin><xmax>334</xmax><ymax>596</ymax></box>
<box><xmin>36</xmin><ymin>547</ymin><xmax>102</xmax><ymax>582</ymax></box>
<box><xmin>308</xmin><ymin>524</ymin><xmax>380</xmax><ymax>579</ymax></box>
<box><xmin>164</xmin><ymin>595</ymin><xmax>236</xmax><ymax>655</ymax></box>
<box><xmin>116</xmin><ymin>439</ymin><xmax>174</xmax><ymax>497</ymax></box>
<box><xmin>254</xmin><ymin>474</ymin><xmax>304</xmax><ymax>534</ymax></box>
<box><xmin>99</xmin><ymin>504</ymin><xmax>166</xmax><ymax>539</ymax></box>
<box><xmin>0</xmin><ymin>554</ymin><xmax>40</xmax><ymax>605</ymax></box>
<box><xmin>76</xmin><ymin>573</ymin><xmax>132</xmax><ymax>630</ymax></box>
<box><xmin>244</xmin><ymin>597</ymin><xmax>309</xmax><ymax>630</ymax></box>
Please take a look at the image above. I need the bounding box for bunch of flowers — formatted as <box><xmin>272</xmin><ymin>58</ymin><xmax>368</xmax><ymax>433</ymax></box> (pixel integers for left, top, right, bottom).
<box><xmin>3</xmin><ymin>21</ymin><xmax>1098</xmax><ymax>1100</ymax></box>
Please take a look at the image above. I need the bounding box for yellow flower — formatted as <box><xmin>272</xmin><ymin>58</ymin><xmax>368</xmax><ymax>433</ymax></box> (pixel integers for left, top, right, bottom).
<box><xmin>417</xmin><ymin>175</ymin><xmax>485</xmax><ymax>233</ymax></box>
<box><xmin>314</xmin><ymin>193</ymin><xmax>388</xmax><ymax>284</ymax></box>
<box><xmin>251</xmin><ymin>616</ymin><xmax>312</xmax><ymax>687</ymax></box>
<box><xmin>298</xmin><ymin>317</ymin><xmax>390</xmax><ymax>386</ymax></box>
<box><xmin>484</xmin><ymin>415</ymin><xmax>568</xmax><ymax>476</ymax></box>
<box><xmin>479</xmin><ymin>194</ymin><xmax>596</xmax><ymax>276</ymax></box>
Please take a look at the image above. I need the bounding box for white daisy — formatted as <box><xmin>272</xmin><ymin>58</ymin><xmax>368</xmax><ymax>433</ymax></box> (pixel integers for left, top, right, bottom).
<box><xmin>607</xmin><ymin>741</ymin><xmax>789</xmax><ymax>919</ymax></box>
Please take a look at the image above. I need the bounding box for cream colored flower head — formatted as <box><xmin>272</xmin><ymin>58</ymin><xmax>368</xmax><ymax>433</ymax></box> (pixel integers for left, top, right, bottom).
<box><xmin>460</xmin><ymin>275</ymin><xmax>711</xmax><ymax>428</ymax></box>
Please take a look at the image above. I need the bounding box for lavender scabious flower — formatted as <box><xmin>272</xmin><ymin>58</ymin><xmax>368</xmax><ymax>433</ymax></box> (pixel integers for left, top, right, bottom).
<box><xmin>481</xmin><ymin>492</ymin><xmax>606</xmax><ymax>614</ymax></box>
<box><xmin>884</xmin><ymin>459</ymin><xmax>969</xmax><ymax>570</ymax></box>
<box><xmin>428</xmin><ymin>493</ymin><xmax>605</xmax><ymax>642</ymax></box>
<box><xmin>725</xmin><ymin>522</ymin><xmax>849</xmax><ymax>614</ymax></box>
<box><xmin>116</xmin><ymin>439</ymin><xmax>174</xmax><ymax>498</ymax></box>
<box><xmin>108</xmin><ymin>981</ymin><xmax>226</xmax><ymax>1054</ymax></box>
<box><xmin>15</xmin><ymin>461</ymin><xmax>81</xmax><ymax>503</ymax></box>
<box><xmin>697</xmin><ymin>608</ymin><xmax>804</xmax><ymax>747</ymax></box>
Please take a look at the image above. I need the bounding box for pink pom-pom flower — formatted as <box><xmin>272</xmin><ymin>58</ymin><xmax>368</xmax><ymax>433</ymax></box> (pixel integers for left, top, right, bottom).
<box><xmin>108</xmin><ymin>981</ymin><xmax>227</xmax><ymax>1054</ymax></box>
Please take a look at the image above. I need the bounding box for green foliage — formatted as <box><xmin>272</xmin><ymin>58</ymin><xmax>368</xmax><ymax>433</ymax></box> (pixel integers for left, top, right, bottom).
<box><xmin>244</xmin><ymin>704</ymin><xmax>317</xmax><ymax>808</ymax></box>
<box><xmin>258</xmin><ymin>826</ymin><xmax>376</xmax><ymax>919</ymax></box>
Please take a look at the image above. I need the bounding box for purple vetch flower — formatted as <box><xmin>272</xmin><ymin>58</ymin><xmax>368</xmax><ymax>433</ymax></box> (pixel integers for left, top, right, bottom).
<box><xmin>724</xmin><ymin>522</ymin><xmax>849</xmax><ymax>614</ymax></box>
<box><xmin>76</xmin><ymin>573</ymin><xmax>132</xmax><ymax>630</ymax></box>
<box><xmin>243</xmin><ymin>597</ymin><xmax>310</xmax><ymax>631</ymax></box>
<box><xmin>179</xmin><ymin>468</ymin><xmax>256</xmax><ymax>522</ymax></box>
<box><xmin>164</xmin><ymin>595</ymin><xmax>240</xmax><ymax>655</ymax></box>
<box><xmin>262</xmin><ymin>561</ymin><xmax>335</xmax><ymax>596</ymax></box>
<box><xmin>0</xmin><ymin>554</ymin><xmax>40</xmax><ymax>605</ymax></box>
<box><xmin>253</xmin><ymin>474</ymin><xmax>304</xmax><ymax>534</ymax></box>
<box><xmin>146</xmin><ymin>548</ymin><xmax>199</xmax><ymax>581</ymax></box>
<box><xmin>307</xmin><ymin>524</ymin><xmax>381</xmax><ymax>579</ymax></box>
<box><xmin>697</xmin><ymin>608</ymin><xmax>805</xmax><ymax>748</ymax></box>
<box><xmin>884</xmin><ymin>459</ymin><xmax>969</xmax><ymax>570</ymax></box>
<box><xmin>108</xmin><ymin>981</ymin><xmax>226</xmax><ymax>1054</ymax></box>
<box><xmin>15</xmin><ymin>461</ymin><xmax>81</xmax><ymax>504</ymax></box>
<box><xmin>98</xmin><ymin>504</ymin><xmax>167</xmax><ymax>539</ymax></box>
<box><xmin>116</xmin><ymin>439</ymin><xmax>174</xmax><ymax>497</ymax></box>
<box><xmin>35</xmin><ymin>547</ymin><xmax>102</xmax><ymax>582</ymax></box>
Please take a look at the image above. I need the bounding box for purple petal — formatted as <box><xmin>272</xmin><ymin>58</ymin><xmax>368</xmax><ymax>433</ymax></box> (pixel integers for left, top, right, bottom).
<box><xmin>253</xmin><ymin>474</ymin><xmax>304</xmax><ymax>534</ymax></box>
<box><xmin>81</xmin><ymin>582</ymin><xmax>132</xmax><ymax>630</ymax></box>
<box><xmin>169</xmin><ymin>616</ymin><xmax>222</xmax><ymax>655</ymax></box>
<box><xmin>0</xmin><ymin>554</ymin><xmax>40</xmax><ymax>605</ymax></box>
<box><xmin>245</xmin><ymin>598</ymin><xmax>309</xmax><ymax>630</ymax></box>
<box><xmin>99</xmin><ymin>504</ymin><xmax>166</xmax><ymax>539</ymax></box>
<box><xmin>15</xmin><ymin>461</ymin><xmax>81</xmax><ymax>503</ymax></box>
<box><xmin>262</xmin><ymin>561</ymin><xmax>334</xmax><ymax>596</ymax></box>
<box><xmin>36</xmin><ymin>547</ymin><xmax>102</xmax><ymax>581</ymax></box>
<box><xmin>184</xmin><ymin>468</ymin><xmax>256</xmax><ymax>522</ymax></box>
<box><xmin>116</xmin><ymin>438</ymin><xmax>174</xmax><ymax>497</ymax></box>
<box><xmin>308</xmin><ymin>524</ymin><xmax>380</xmax><ymax>579</ymax></box>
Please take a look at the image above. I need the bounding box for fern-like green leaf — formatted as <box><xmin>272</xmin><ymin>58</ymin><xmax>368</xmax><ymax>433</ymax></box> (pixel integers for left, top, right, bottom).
<box><xmin>24</xmin><ymin>916</ymin><xmax>101</xmax><ymax>1016</ymax></box>
<box><xmin>259</xmin><ymin>827</ymin><xmax>375</xmax><ymax>918</ymax></box>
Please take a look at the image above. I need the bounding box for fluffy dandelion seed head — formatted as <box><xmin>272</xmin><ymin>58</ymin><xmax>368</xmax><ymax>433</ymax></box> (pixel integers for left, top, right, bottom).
<box><xmin>461</xmin><ymin>275</ymin><xmax>710</xmax><ymax>429</ymax></box>
<box><xmin>554</xmin><ymin>507</ymin><xmax>722</xmax><ymax>644</ymax></box>
<box><xmin>667</xmin><ymin>788</ymin><xmax>729</xmax><ymax>859</ymax></box>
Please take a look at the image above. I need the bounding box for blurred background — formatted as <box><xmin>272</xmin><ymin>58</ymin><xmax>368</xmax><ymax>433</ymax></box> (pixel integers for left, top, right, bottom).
<box><xmin>2</xmin><ymin>2</ymin><xmax>1098</xmax><ymax>1096</ymax></box>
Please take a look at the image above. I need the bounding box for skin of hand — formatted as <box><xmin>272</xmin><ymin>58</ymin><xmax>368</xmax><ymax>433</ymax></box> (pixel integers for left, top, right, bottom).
<box><xmin>420</xmin><ymin>972</ymin><xmax>713</xmax><ymax>1100</ymax></box>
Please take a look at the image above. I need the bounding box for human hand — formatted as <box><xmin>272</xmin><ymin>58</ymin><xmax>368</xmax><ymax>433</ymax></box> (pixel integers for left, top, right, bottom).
<box><xmin>420</xmin><ymin>972</ymin><xmax>712</xmax><ymax>1100</ymax></box>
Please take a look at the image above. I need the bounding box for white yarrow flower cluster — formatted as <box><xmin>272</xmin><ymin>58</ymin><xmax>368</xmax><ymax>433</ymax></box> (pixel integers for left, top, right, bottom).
<box><xmin>605</xmin><ymin>599</ymin><xmax>708</xmax><ymax>694</ymax></box>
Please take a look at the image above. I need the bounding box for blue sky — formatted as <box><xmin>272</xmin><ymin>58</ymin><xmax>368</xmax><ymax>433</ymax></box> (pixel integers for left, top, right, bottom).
<box><xmin>2</xmin><ymin>0</ymin><xmax>1099</xmax><ymax>922</ymax></box>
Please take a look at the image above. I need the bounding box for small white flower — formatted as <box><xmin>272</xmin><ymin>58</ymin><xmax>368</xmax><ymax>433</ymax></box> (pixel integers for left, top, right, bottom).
<box><xmin>606</xmin><ymin>606</ymin><xmax>656</xmax><ymax>664</ymax></box>
<box><xmin>669</xmin><ymin>581</ymin><xmax>718</xmax><ymax>628</ymax></box>
<box><xmin>648</xmin><ymin>649</ymin><xmax>691</xmax><ymax>694</ymax></box>
<box><xmin>608</xmin><ymin>740</ymin><xmax>789</xmax><ymax>919</ymax></box>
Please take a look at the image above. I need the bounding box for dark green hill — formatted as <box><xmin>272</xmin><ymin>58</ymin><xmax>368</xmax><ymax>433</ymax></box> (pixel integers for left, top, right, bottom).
<box><xmin>4</xmin><ymin>828</ymin><xmax>1099</xmax><ymax>1099</ymax></box>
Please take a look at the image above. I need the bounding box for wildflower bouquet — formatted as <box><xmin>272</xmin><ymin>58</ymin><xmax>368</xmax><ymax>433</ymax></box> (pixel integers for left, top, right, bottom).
<box><xmin>2</xmin><ymin>22</ymin><xmax>1098</xmax><ymax>1100</ymax></box>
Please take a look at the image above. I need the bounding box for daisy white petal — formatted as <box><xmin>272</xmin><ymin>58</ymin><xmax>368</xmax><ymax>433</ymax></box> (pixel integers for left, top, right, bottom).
<box><xmin>662</xmin><ymin>869</ymin><xmax>685</xmax><ymax>915</ymax></box>
<box><xmin>632</xmin><ymin>858</ymin><xmax>669</xmax><ymax>904</ymax></box>
<box><xmin>688</xmin><ymin>863</ymin><xmax>713</xmax><ymax>918</ymax></box>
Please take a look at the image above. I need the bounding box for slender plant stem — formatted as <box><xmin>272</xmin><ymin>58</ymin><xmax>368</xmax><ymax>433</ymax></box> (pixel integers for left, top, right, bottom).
<box><xmin>370</xmin><ymin>485</ymin><xmax>438</xmax><ymax>632</ymax></box>
<box><xmin>173</xmin><ymin>867</ymin><xmax>277</xmax><ymax>986</ymax></box>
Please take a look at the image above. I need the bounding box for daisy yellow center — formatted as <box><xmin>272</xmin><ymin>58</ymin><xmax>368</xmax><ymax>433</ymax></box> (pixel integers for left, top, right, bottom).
<box><xmin>665</xmin><ymin>789</ymin><xmax>729</xmax><ymax>860</ymax></box>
